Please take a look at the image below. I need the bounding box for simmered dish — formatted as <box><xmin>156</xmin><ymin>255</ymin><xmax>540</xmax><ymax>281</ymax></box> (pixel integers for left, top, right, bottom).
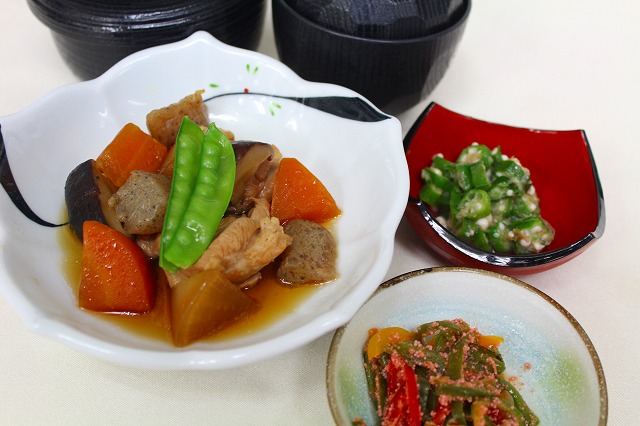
<box><xmin>419</xmin><ymin>143</ymin><xmax>554</xmax><ymax>254</ymax></box>
<box><xmin>64</xmin><ymin>91</ymin><xmax>341</xmax><ymax>346</ymax></box>
<box><xmin>357</xmin><ymin>319</ymin><xmax>539</xmax><ymax>426</ymax></box>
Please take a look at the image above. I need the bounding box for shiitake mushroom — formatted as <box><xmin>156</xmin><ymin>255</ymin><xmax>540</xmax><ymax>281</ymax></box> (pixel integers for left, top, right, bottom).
<box><xmin>64</xmin><ymin>159</ymin><xmax>128</xmax><ymax>240</ymax></box>
<box><xmin>227</xmin><ymin>141</ymin><xmax>281</xmax><ymax>214</ymax></box>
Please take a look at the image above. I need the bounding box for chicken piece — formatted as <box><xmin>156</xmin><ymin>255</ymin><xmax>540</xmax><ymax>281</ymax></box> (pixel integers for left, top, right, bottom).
<box><xmin>223</xmin><ymin>215</ymin><xmax>293</xmax><ymax>284</ymax></box>
<box><xmin>146</xmin><ymin>90</ymin><xmax>209</xmax><ymax>147</ymax></box>
<box><xmin>166</xmin><ymin>200</ymin><xmax>292</xmax><ymax>288</ymax></box>
<box><xmin>136</xmin><ymin>233</ymin><xmax>161</xmax><ymax>259</ymax></box>
<box><xmin>109</xmin><ymin>170</ymin><xmax>171</xmax><ymax>234</ymax></box>
<box><xmin>277</xmin><ymin>219</ymin><xmax>338</xmax><ymax>285</ymax></box>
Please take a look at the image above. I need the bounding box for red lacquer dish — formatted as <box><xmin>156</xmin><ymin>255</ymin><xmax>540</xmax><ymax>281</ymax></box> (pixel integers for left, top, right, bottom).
<box><xmin>404</xmin><ymin>103</ymin><xmax>605</xmax><ymax>275</ymax></box>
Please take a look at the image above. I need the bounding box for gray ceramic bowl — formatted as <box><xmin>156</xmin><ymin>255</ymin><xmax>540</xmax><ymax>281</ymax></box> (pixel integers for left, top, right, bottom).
<box><xmin>327</xmin><ymin>268</ymin><xmax>607</xmax><ymax>425</ymax></box>
<box><xmin>28</xmin><ymin>0</ymin><xmax>267</xmax><ymax>80</ymax></box>
<box><xmin>272</xmin><ymin>0</ymin><xmax>471</xmax><ymax>114</ymax></box>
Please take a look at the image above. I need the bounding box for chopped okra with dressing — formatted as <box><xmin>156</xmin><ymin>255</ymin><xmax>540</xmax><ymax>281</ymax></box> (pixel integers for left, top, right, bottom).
<box><xmin>419</xmin><ymin>143</ymin><xmax>554</xmax><ymax>254</ymax></box>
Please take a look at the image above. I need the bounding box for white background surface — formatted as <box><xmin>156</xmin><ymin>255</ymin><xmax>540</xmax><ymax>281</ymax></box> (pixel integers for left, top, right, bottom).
<box><xmin>1</xmin><ymin>1</ymin><xmax>638</xmax><ymax>424</ymax></box>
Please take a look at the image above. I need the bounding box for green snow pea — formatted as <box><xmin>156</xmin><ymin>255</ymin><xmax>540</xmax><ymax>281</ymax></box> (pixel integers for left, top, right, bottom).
<box><xmin>159</xmin><ymin>117</ymin><xmax>204</xmax><ymax>271</ymax></box>
<box><xmin>160</xmin><ymin>118</ymin><xmax>236</xmax><ymax>272</ymax></box>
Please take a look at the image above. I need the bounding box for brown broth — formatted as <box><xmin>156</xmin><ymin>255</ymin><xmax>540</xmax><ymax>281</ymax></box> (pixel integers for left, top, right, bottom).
<box><xmin>58</xmin><ymin>226</ymin><xmax>319</xmax><ymax>345</ymax></box>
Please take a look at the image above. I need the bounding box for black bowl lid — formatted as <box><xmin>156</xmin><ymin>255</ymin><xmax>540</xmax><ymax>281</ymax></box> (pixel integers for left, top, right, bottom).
<box><xmin>28</xmin><ymin>0</ymin><xmax>235</xmax><ymax>42</ymax></box>
<box><xmin>286</xmin><ymin>0</ymin><xmax>466</xmax><ymax>40</ymax></box>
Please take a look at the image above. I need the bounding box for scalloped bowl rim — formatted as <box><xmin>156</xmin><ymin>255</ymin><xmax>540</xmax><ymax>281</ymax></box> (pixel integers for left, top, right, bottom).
<box><xmin>0</xmin><ymin>31</ymin><xmax>409</xmax><ymax>369</ymax></box>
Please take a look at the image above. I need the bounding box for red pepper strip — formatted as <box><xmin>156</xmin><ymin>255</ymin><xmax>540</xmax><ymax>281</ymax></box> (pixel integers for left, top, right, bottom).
<box><xmin>487</xmin><ymin>406</ymin><xmax>505</xmax><ymax>425</ymax></box>
<box><xmin>381</xmin><ymin>353</ymin><xmax>422</xmax><ymax>426</ymax></box>
<box><xmin>431</xmin><ymin>402</ymin><xmax>451</xmax><ymax>426</ymax></box>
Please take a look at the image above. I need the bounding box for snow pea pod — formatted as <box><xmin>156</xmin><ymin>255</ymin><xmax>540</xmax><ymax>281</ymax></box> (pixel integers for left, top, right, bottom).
<box><xmin>160</xmin><ymin>117</ymin><xmax>204</xmax><ymax>271</ymax></box>
<box><xmin>160</xmin><ymin>118</ymin><xmax>236</xmax><ymax>272</ymax></box>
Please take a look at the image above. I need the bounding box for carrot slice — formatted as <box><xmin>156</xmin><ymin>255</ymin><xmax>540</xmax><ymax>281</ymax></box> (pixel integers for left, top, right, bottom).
<box><xmin>79</xmin><ymin>221</ymin><xmax>155</xmax><ymax>313</ymax></box>
<box><xmin>95</xmin><ymin>123</ymin><xmax>168</xmax><ymax>187</ymax></box>
<box><xmin>270</xmin><ymin>157</ymin><xmax>341</xmax><ymax>224</ymax></box>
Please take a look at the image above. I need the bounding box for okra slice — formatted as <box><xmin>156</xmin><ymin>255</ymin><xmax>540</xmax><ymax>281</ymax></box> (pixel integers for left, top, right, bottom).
<box><xmin>448</xmin><ymin>187</ymin><xmax>463</xmax><ymax>220</ymax></box>
<box><xmin>431</xmin><ymin>154</ymin><xmax>456</xmax><ymax>178</ymax></box>
<box><xmin>455</xmin><ymin>189</ymin><xmax>491</xmax><ymax>221</ymax></box>
<box><xmin>454</xmin><ymin>163</ymin><xmax>473</xmax><ymax>191</ymax></box>
<box><xmin>474</xmin><ymin>229</ymin><xmax>491</xmax><ymax>252</ymax></box>
<box><xmin>494</xmin><ymin>160</ymin><xmax>530</xmax><ymax>186</ymax></box>
<box><xmin>511</xmin><ymin>216</ymin><xmax>555</xmax><ymax>254</ymax></box>
<box><xmin>511</xmin><ymin>193</ymin><xmax>540</xmax><ymax>219</ymax></box>
<box><xmin>488</xmin><ymin>176</ymin><xmax>521</xmax><ymax>200</ymax></box>
<box><xmin>422</xmin><ymin>167</ymin><xmax>451</xmax><ymax>189</ymax></box>
<box><xmin>419</xmin><ymin>182</ymin><xmax>442</xmax><ymax>206</ymax></box>
<box><xmin>491</xmin><ymin>146</ymin><xmax>505</xmax><ymax>164</ymax></box>
<box><xmin>456</xmin><ymin>219</ymin><xmax>477</xmax><ymax>243</ymax></box>
<box><xmin>487</xmin><ymin>221</ymin><xmax>513</xmax><ymax>253</ymax></box>
<box><xmin>491</xmin><ymin>197</ymin><xmax>512</xmax><ymax>221</ymax></box>
<box><xmin>470</xmin><ymin>161</ymin><xmax>491</xmax><ymax>190</ymax></box>
<box><xmin>457</xmin><ymin>143</ymin><xmax>494</xmax><ymax>169</ymax></box>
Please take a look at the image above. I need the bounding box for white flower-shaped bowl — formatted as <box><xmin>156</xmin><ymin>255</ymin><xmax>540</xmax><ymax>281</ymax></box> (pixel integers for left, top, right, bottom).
<box><xmin>0</xmin><ymin>32</ymin><xmax>409</xmax><ymax>369</ymax></box>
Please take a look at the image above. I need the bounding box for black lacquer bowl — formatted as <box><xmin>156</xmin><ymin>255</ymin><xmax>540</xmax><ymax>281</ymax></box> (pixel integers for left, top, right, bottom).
<box><xmin>272</xmin><ymin>0</ymin><xmax>471</xmax><ymax>114</ymax></box>
<box><xmin>28</xmin><ymin>0</ymin><xmax>267</xmax><ymax>80</ymax></box>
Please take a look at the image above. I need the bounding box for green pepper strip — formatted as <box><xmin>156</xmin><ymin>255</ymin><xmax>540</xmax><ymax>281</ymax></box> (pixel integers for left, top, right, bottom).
<box><xmin>417</xmin><ymin>320</ymin><xmax>467</xmax><ymax>337</ymax></box>
<box><xmin>391</xmin><ymin>340</ymin><xmax>446</xmax><ymax>369</ymax></box>
<box><xmin>160</xmin><ymin>119</ymin><xmax>236</xmax><ymax>272</ymax></box>
<box><xmin>363</xmin><ymin>354</ymin><xmax>384</xmax><ymax>416</ymax></box>
<box><xmin>499</xmin><ymin>377</ymin><xmax>541</xmax><ymax>426</ymax></box>
<box><xmin>415</xmin><ymin>366</ymin><xmax>433</xmax><ymax>423</ymax></box>
<box><xmin>445</xmin><ymin>335</ymin><xmax>468</xmax><ymax>380</ymax></box>
<box><xmin>433</xmin><ymin>377</ymin><xmax>498</xmax><ymax>399</ymax></box>
<box><xmin>449</xmin><ymin>401</ymin><xmax>467</xmax><ymax>424</ymax></box>
<box><xmin>467</xmin><ymin>344</ymin><xmax>506</xmax><ymax>375</ymax></box>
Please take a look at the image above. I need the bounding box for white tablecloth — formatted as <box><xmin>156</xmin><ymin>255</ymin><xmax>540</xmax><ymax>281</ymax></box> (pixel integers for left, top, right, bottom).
<box><xmin>1</xmin><ymin>1</ymin><xmax>638</xmax><ymax>424</ymax></box>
